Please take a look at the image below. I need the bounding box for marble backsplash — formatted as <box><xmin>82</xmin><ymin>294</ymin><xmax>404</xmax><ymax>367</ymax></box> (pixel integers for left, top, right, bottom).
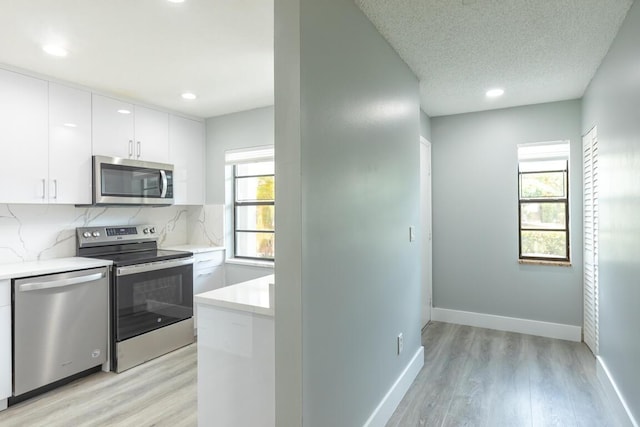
<box><xmin>0</xmin><ymin>204</ymin><xmax>224</xmax><ymax>264</ymax></box>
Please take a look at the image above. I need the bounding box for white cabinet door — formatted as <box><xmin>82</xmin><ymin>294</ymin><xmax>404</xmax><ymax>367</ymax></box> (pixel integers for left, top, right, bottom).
<box><xmin>0</xmin><ymin>68</ymin><xmax>49</xmax><ymax>203</ymax></box>
<box><xmin>194</xmin><ymin>265</ymin><xmax>225</xmax><ymax>295</ymax></box>
<box><xmin>0</xmin><ymin>280</ymin><xmax>11</xmax><ymax>403</ymax></box>
<box><xmin>193</xmin><ymin>250</ymin><xmax>225</xmax><ymax>330</ymax></box>
<box><xmin>133</xmin><ymin>106</ymin><xmax>169</xmax><ymax>163</ymax></box>
<box><xmin>92</xmin><ymin>94</ymin><xmax>134</xmax><ymax>159</ymax></box>
<box><xmin>169</xmin><ymin>115</ymin><xmax>205</xmax><ymax>205</ymax></box>
<box><xmin>49</xmin><ymin>83</ymin><xmax>92</xmax><ymax>204</ymax></box>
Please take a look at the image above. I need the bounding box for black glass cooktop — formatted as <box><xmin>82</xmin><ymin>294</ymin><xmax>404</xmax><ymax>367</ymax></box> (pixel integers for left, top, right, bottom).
<box><xmin>91</xmin><ymin>249</ymin><xmax>192</xmax><ymax>267</ymax></box>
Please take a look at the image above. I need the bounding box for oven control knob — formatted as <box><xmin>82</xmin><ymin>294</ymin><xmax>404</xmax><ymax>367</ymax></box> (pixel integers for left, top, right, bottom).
<box><xmin>143</xmin><ymin>228</ymin><xmax>149</xmax><ymax>234</ymax></box>
<box><xmin>149</xmin><ymin>227</ymin><xmax>156</xmax><ymax>234</ymax></box>
<box><xmin>92</xmin><ymin>231</ymin><xmax>101</xmax><ymax>237</ymax></box>
<box><xmin>83</xmin><ymin>231</ymin><xmax>91</xmax><ymax>238</ymax></box>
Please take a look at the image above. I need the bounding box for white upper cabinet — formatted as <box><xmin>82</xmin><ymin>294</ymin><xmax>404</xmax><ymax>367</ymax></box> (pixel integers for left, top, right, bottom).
<box><xmin>92</xmin><ymin>94</ymin><xmax>168</xmax><ymax>163</ymax></box>
<box><xmin>49</xmin><ymin>83</ymin><xmax>92</xmax><ymax>204</ymax></box>
<box><xmin>169</xmin><ymin>115</ymin><xmax>205</xmax><ymax>205</ymax></box>
<box><xmin>0</xmin><ymin>69</ymin><xmax>49</xmax><ymax>203</ymax></box>
<box><xmin>91</xmin><ymin>94</ymin><xmax>134</xmax><ymax>159</ymax></box>
<box><xmin>133</xmin><ymin>105</ymin><xmax>169</xmax><ymax>164</ymax></box>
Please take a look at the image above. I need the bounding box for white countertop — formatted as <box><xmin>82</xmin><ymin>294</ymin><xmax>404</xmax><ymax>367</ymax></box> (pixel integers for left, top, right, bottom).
<box><xmin>0</xmin><ymin>257</ymin><xmax>113</xmax><ymax>280</ymax></box>
<box><xmin>195</xmin><ymin>274</ymin><xmax>274</xmax><ymax>316</ymax></box>
<box><xmin>162</xmin><ymin>245</ymin><xmax>225</xmax><ymax>254</ymax></box>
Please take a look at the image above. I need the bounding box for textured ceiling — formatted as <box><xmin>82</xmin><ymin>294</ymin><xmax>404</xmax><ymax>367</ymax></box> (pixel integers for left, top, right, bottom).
<box><xmin>356</xmin><ymin>0</ymin><xmax>633</xmax><ymax>117</ymax></box>
<box><xmin>0</xmin><ymin>0</ymin><xmax>273</xmax><ymax>119</ymax></box>
<box><xmin>0</xmin><ymin>1</ymin><xmax>633</xmax><ymax>119</ymax></box>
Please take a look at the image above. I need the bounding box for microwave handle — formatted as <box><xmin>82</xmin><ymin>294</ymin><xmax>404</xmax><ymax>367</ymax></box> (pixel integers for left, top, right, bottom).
<box><xmin>160</xmin><ymin>170</ymin><xmax>168</xmax><ymax>198</ymax></box>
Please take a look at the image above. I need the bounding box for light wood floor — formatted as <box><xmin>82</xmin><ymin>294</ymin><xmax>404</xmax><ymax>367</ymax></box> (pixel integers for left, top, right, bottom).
<box><xmin>387</xmin><ymin>322</ymin><xmax>621</xmax><ymax>427</ymax></box>
<box><xmin>0</xmin><ymin>343</ymin><xmax>197</xmax><ymax>427</ymax></box>
<box><xmin>0</xmin><ymin>323</ymin><xmax>621</xmax><ymax>427</ymax></box>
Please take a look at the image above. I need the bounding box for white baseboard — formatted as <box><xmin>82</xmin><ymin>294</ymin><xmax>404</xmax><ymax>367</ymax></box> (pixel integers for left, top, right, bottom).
<box><xmin>597</xmin><ymin>356</ymin><xmax>638</xmax><ymax>427</ymax></box>
<box><xmin>364</xmin><ymin>346</ymin><xmax>424</xmax><ymax>427</ymax></box>
<box><xmin>431</xmin><ymin>307</ymin><xmax>582</xmax><ymax>342</ymax></box>
<box><xmin>0</xmin><ymin>398</ymin><xmax>6</xmax><ymax>411</ymax></box>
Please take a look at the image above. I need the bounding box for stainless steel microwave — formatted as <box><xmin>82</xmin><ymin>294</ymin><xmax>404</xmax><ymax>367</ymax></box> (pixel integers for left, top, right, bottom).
<box><xmin>93</xmin><ymin>156</ymin><xmax>174</xmax><ymax>206</ymax></box>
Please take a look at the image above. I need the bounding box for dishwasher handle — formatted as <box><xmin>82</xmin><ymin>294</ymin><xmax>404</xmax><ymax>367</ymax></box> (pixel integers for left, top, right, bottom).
<box><xmin>18</xmin><ymin>271</ymin><xmax>106</xmax><ymax>292</ymax></box>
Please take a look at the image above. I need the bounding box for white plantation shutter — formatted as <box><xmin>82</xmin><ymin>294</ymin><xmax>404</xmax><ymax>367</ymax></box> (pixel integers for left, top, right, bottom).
<box><xmin>583</xmin><ymin>127</ymin><xmax>599</xmax><ymax>355</ymax></box>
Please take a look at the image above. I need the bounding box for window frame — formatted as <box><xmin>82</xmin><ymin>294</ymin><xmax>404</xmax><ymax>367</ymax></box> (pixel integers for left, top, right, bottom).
<box><xmin>232</xmin><ymin>163</ymin><xmax>275</xmax><ymax>261</ymax></box>
<box><xmin>518</xmin><ymin>159</ymin><xmax>570</xmax><ymax>263</ymax></box>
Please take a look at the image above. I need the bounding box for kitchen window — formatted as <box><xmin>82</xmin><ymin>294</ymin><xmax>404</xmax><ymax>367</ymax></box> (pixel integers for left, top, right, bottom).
<box><xmin>226</xmin><ymin>146</ymin><xmax>275</xmax><ymax>261</ymax></box>
<box><xmin>517</xmin><ymin>141</ymin><xmax>570</xmax><ymax>262</ymax></box>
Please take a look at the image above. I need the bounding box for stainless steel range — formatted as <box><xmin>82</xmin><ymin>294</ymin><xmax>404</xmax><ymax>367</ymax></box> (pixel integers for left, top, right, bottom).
<box><xmin>77</xmin><ymin>225</ymin><xmax>194</xmax><ymax>373</ymax></box>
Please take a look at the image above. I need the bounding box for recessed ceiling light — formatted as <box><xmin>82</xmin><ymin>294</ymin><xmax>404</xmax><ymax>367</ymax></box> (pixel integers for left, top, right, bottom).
<box><xmin>63</xmin><ymin>123</ymin><xmax>77</xmax><ymax>128</ymax></box>
<box><xmin>42</xmin><ymin>44</ymin><xmax>68</xmax><ymax>57</ymax></box>
<box><xmin>486</xmin><ymin>88</ymin><xmax>504</xmax><ymax>98</ymax></box>
<box><xmin>167</xmin><ymin>0</ymin><xmax>185</xmax><ymax>3</ymax></box>
<box><xmin>117</xmin><ymin>109</ymin><xmax>132</xmax><ymax>115</ymax></box>
<box><xmin>181</xmin><ymin>92</ymin><xmax>197</xmax><ymax>100</ymax></box>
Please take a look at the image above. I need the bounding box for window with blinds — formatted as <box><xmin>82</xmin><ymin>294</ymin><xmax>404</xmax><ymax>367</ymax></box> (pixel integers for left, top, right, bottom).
<box><xmin>583</xmin><ymin>127</ymin><xmax>599</xmax><ymax>355</ymax></box>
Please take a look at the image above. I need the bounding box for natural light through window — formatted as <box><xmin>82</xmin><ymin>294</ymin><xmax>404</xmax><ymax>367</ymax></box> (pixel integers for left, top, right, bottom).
<box><xmin>225</xmin><ymin>146</ymin><xmax>275</xmax><ymax>262</ymax></box>
<box><xmin>517</xmin><ymin>141</ymin><xmax>570</xmax><ymax>262</ymax></box>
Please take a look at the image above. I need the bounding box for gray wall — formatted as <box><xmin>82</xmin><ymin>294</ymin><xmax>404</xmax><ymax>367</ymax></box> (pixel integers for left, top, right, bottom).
<box><xmin>275</xmin><ymin>0</ymin><xmax>421</xmax><ymax>425</ymax></box>
<box><xmin>582</xmin><ymin>1</ymin><xmax>640</xmax><ymax>420</ymax></box>
<box><xmin>205</xmin><ymin>106</ymin><xmax>275</xmax><ymax>279</ymax></box>
<box><xmin>431</xmin><ymin>100</ymin><xmax>583</xmax><ymax>326</ymax></box>
<box><xmin>205</xmin><ymin>106</ymin><xmax>274</xmax><ymax>204</ymax></box>
<box><xmin>225</xmin><ymin>262</ymin><xmax>273</xmax><ymax>285</ymax></box>
<box><xmin>420</xmin><ymin>109</ymin><xmax>431</xmax><ymax>141</ymax></box>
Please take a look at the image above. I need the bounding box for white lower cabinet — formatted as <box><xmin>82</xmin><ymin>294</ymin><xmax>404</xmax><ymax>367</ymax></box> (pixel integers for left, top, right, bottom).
<box><xmin>0</xmin><ymin>280</ymin><xmax>11</xmax><ymax>411</ymax></box>
<box><xmin>193</xmin><ymin>250</ymin><xmax>225</xmax><ymax>330</ymax></box>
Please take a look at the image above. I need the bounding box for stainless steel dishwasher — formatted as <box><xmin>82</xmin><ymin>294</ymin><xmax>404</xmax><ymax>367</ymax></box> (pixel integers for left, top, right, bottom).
<box><xmin>12</xmin><ymin>266</ymin><xmax>109</xmax><ymax>397</ymax></box>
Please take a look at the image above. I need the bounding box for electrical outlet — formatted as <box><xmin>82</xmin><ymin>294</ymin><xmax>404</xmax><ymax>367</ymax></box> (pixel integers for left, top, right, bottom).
<box><xmin>397</xmin><ymin>333</ymin><xmax>403</xmax><ymax>355</ymax></box>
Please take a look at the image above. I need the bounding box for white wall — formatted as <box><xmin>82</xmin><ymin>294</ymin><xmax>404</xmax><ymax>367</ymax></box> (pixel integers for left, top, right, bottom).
<box><xmin>275</xmin><ymin>0</ymin><xmax>422</xmax><ymax>425</ymax></box>
<box><xmin>582</xmin><ymin>0</ymin><xmax>640</xmax><ymax>421</ymax></box>
<box><xmin>431</xmin><ymin>100</ymin><xmax>583</xmax><ymax>326</ymax></box>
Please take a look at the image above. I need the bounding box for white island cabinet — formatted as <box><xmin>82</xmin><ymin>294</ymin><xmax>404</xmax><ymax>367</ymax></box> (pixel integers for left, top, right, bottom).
<box><xmin>195</xmin><ymin>274</ymin><xmax>274</xmax><ymax>427</ymax></box>
<box><xmin>0</xmin><ymin>280</ymin><xmax>10</xmax><ymax>410</ymax></box>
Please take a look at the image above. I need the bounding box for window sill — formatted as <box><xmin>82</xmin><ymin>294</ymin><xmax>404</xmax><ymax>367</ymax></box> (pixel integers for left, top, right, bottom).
<box><xmin>226</xmin><ymin>258</ymin><xmax>274</xmax><ymax>269</ymax></box>
<box><xmin>518</xmin><ymin>259</ymin><xmax>572</xmax><ymax>267</ymax></box>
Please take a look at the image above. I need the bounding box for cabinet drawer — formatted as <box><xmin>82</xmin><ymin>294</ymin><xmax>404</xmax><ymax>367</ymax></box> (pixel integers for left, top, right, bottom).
<box><xmin>194</xmin><ymin>251</ymin><xmax>224</xmax><ymax>270</ymax></box>
<box><xmin>0</xmin><ymin>280</ymin><xmax>9</xmax><ymax>307</ymax></box>
<box><xmin>194</xmin><ymin>266</ymin><xmax>225</xmax><ymax>295</ymax></box>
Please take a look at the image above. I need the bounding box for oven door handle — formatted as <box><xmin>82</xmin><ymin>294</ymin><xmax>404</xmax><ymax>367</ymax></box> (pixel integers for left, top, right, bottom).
<box><xmin>19</xmin><ymin>271</ymin><xmax>106</xmax><ymax>292</ymax></box>
<box><xmin>116</xmin><ymin>257</ymin><xmax>193</xmax><ymax>277</ymax></box>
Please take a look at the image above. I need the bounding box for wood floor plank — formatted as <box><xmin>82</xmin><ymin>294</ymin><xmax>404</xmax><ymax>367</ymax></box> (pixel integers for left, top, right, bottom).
<box><xmin>0</xmin><ymin>324</ymin><xmax>622</xmax><ymax>427</ymax></box>
<box><xmin>387</xmin><ymin>322</ymin><xmax>621</xmax><ymax>427</ymax></box>
<box><xmin>523</xmin><ymin>335</ymin><xmax>577</xmax><ymax>427</ymax></box>
<box><xmin>484</xmin><ymin>331</ymin><xmax>532</xmax><ymax>427</ymax></box>
<box><xmin>0</xmin><ymin>344</ymin><xmax>197</xmax><ymax>427</ymax></box>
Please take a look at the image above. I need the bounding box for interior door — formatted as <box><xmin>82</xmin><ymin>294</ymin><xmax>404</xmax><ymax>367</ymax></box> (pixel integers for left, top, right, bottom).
<box><xmin>420</xmin><ymin>138</ymin><xmax>433</xmax><ymax>329</ymax></box>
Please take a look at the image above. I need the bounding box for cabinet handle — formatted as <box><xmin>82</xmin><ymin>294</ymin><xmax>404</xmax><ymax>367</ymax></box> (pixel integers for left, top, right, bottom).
<box><xmin>128</xmin><ymin>140</ymin><xmax>134</xmax><ymax>158</ymax></box>
<box><xmin>137</xmin><ymin>141</ymin><xmax>141</xmax><ymax>158</ymax></box>
<box><xmin>52</xmin><ymin>179</ymin><xmax>58</xmax><ymax>199</ymax></box>
<box><xmin>197</xmin><ymin>272</ymin><xmax>214</xmax><ymax>277</ymax></box>
<box><xmin>41</xmin><ymin>179</ymin><xmax>46</xmax><ymax>199</ymax></box>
